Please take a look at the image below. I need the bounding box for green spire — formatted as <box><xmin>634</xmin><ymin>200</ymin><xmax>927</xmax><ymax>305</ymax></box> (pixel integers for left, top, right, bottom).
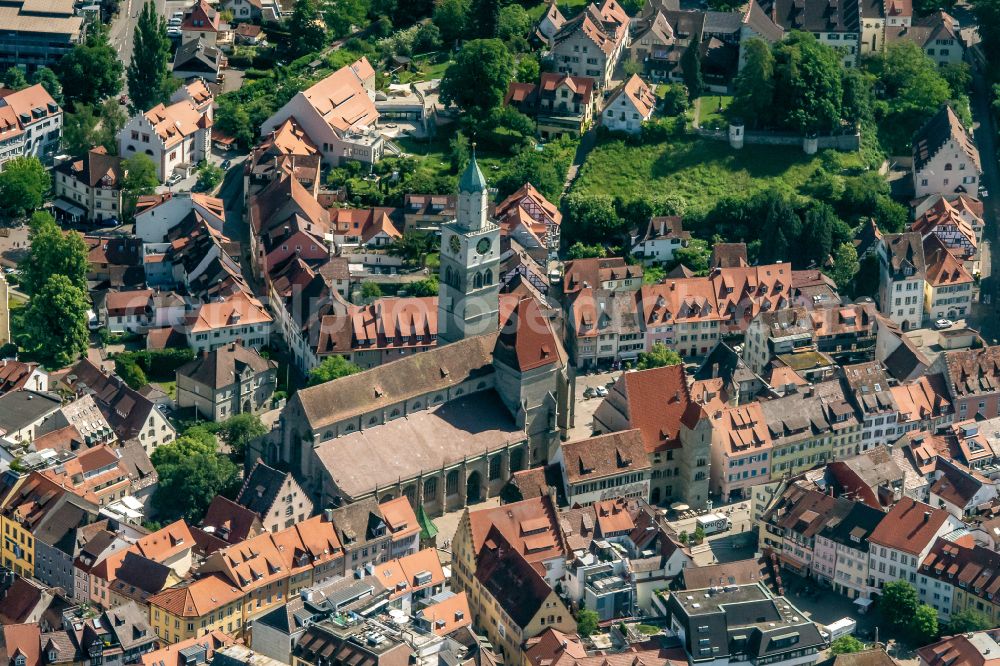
<box><xmin>417</xmin><ymin>503</ymin><xmax>439</xmax><ymax>540</ymax></box>
<box><xmin>459</xmin><ymin>144</ymin><xmax>488</xmax><ymax>193</ymax></box>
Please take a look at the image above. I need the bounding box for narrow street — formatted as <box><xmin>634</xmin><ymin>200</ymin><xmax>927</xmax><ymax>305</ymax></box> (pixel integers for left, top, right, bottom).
<box><xmin>969</xmin><ymin>70</ymin><xmax>1000</xmax><ymax>343</ymax></box>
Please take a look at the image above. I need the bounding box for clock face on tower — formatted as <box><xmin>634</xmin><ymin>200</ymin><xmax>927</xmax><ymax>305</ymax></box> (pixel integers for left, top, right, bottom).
<box><xmin>476</xmin><ymin>237</ymin><xmax>491</xmax><ymax>255</ymax></box>
<box><xmin>449</xmin><ymin>235</ymin><xmax>461</xmax><ymax>254</ymax></box>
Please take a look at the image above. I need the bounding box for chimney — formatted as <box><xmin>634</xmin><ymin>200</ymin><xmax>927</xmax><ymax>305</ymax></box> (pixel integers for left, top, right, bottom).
<box><xmin>924</xmin><ymin>511</ymin><xmax>931</xmax><ymax>522</ymax></box>
<box><xmin>323</xmin><ymin>508</ymin><xmax>334</xmax><ymax>522</ymax></box>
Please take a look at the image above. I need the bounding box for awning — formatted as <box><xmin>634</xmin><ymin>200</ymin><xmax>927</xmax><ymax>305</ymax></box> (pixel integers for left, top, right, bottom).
<box><xmin>670</xmin><ymin>502</ymin><xmax>690</xmax><ymax>511</ymax></box>
<box><xmin>853</xmin><ymin>597</ymin><xmax>873</xmax><ymax>608</ymax></box>
<box><xmin>52</xmin><ymin>198</ymin><xmax>85</xmax><ymax>218</ymax></box>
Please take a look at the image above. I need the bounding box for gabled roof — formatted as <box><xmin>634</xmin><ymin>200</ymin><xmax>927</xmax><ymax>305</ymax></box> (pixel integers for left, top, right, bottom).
<box><xmin>923</xmin><ymin>234</ymin><xmax>972</xmax><ymax>287</ymax></box>
<box><xmin>868</xmin><ymin>497</ymin><xmax>952</xmax><ymax>555</ymax></box>
<box><xmin>177</xmin><ymin>342</ymin><xmax>276</xmax><ymax>390</ymax></box>
<box><xmin>475</xmin><ymin>528</ymin><xmax>557</xmax><ymax>628</ymax></box>
<box><xmin>913</xmin><ymin>105</ymin><xmax>981</xmax><ymax>174</ymax></box>
<box><xmin>148</xmin><ymin>574</ymin><xmax>243</xmax><ymax>617</ymax></box>
<box><xmin>468</xmin><ymin>494</ymin><xmax>567</xmax><ymax>568</ymax></box>
<box><xmin>235</xmin><ymin>459</ymin><xmax>293</xmax><ymax>517</ymax></box>
<box><xmin>605</xmin><ymin>74</ymin><xmax>656</xmax><ymax>119</ymax></box>
<box><xmin>56</xmin><ymin>147</ymin><xmax>123</xmax><ymax>189</ymax></box>
<box><xmin>298</xmin><ymin>58</ymin><xmax>378</xmax><ymax>137</ymax></box>
<box><xmin>561</xmin><ymin>429</ymin><xmax>650</xmax><ymax>484</ymax></box>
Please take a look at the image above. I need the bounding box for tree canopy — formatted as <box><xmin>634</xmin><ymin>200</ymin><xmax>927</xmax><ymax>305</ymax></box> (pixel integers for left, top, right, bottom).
<box><xmin>773</xmin><ymin>32</ymin><xmax>843</xmax><ymax>134</ymax></box>
<box><xmin>440</xmin><ymin>39</ymin><xmax>514</xmax><ymax>119</ymax></box>
<box><xmin>23</xmin><ymin>274</ymin><xmax>90</xmax><ymax>369</ymax></box>
<box><xmin>880</xmin><ymin>580</ymin><xmax>919</xmax><ymax>628</ymax></box>
<box><xmin>308</xmin><ymin>355</ymin><xmax>363</xmax><ymax>386</ymax></box>
<box><xmin>2</xmin><ymin>67</ymin><xmax>27</xmax><ymax>91</ymax></box>
<box><xmin>0</xmin><ymin>157</ymin><xmax>50</xmax><ymax>219</ymax></box>
<box><xmin>216</xmin><ymin>414</ymin><xmax>269</xmax><ymax>458</ymax></box>
<box><xmin>58</xmin><ymin>25</ymin><xmax>123</xmax><ymax>108</ymax></box>
<box><xmin>576</xmin><ymin>609</ymin><xmax>600</xmax><ymax>637</ymax></box>
<box><xmin>830</xmin><ymin>636</ymin><xmax>865</xmax><ymax>656</ymax></box>
<box><xmin>636</xmin><ymin>343</ymin><xmax>683</xmax><ymax>370</ymax></box>
<box><xmin>946</xmin><ymin>609</ymin><xmax>993</xmax><ymax>635</ymax></box>
<box><xmin>731</xmin><ymin>38</ymin><xmax>774</xmax><ymax>128</ymax></box>
<box><xmin>151</xmin><ymin>432</ymin><xmax>241</xmax><ymax>522</ymax></box>
<box><xmin>21</xmin><ymin>211</ymin><xmax>88</xmax><ymax>296</ymax></box>
<box><xmin>127</xmin><ymin>1</ymin><xmax>173</xmax><ymax>113</ymax></box>
<box><xmin>288</xmin><ymin>0</ymin><xmax>329</xmax><ymax>57</ymax></box>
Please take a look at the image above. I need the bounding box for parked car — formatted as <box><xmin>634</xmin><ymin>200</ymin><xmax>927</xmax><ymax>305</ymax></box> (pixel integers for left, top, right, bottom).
<box><xmin>220</xmin><ymin>159</ymin><xmax>232</xmax><ymax>170</ymax></box>
<box><xmin>167</xmin><ymin>173</ymin><xmax>183</xmax><ymax>186</ymax></box>
<box><xmin>583</xmin><ymin>387</ymin><xmax>596</xmax><ymax>399</ymax></box>
<box><xmin>934</xmin><ymin>319</ymin><xmax>953</xmax><ymax>330</ymax></box>
<box><xmin>167</xmin><ymin>27</ymin><xmax>182</xmax><ymax>37</ymax></box>
<box><xmin>595</xmin><ymin>386</ymin><xmax>609</xmax><ymax>397</ymax></box>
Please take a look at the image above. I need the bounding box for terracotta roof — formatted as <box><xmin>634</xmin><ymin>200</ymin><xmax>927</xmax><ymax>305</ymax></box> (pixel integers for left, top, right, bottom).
<box><xmin>495</xmin><ymin>182</ymin><xmax>562</xmax><ymax>242</ymax></box>
<box><xmin>594</xmin><ymin>364</ymin><xmax>701</xmax><ymax>453</ymax></box>
<box><xmin>923</xmin><ymin>233</ymin><xmax>972</xmax><ymax>287</ymax></box>
<box><xmin>563</xmin><ymin>257</ymin><xmax>643</xmax><ymax>295</ymax></box>
<box><xmin>475</xmin><ymin>527</ymin><xmax>557</xmax><ymax>628</ymax></box>
<box><xmin>524</xmin><ymin>629</ymin><xmax>587</xmax><ymax>666</ymax></box>
<box><xmin>372</xmin><ymin>548</ymin><xmax>444</xmax><ymax>600</ymax></box>
<box><xmin>417</xmin><ymin>591</ymin><xmax>471</xmax><ymax>636</ymax></box>
<box><xmin>639</xmin><ymin>215</ymin><xmax>690</xmax><ymax>242</ymax></box>
<box><xmin>496</xmin><ymin>295</ymin><xmax>566</xmax><ymax>372</ymax></box>
<box><xmin>148</xmin><ymin>574</ymin><xmax>243</xmax><ymax>617</ymax></box>
<box><xmin>298</xmin><ymin>58</ymin><xmax>377</xmax><ymax>136</ymax></box>
<box><xmin>868</xmin><ymin>497</ymin><xmax>952</xmax><ymax>555</ymax></box>
<box><xmin>140</xmin><ymin>631</ymin><xmax>234</xmax><ymax>666</ymax></box>
<box><xmin>930</xmin><ymin>460</ymin><xmax>983</xmax><ymax>508</ymax></box>
<box><xmin>201</xmin><ymin>495</ymin><xmax>262</xmax><ymax>544</ymax></box>
<box><xmin>605</xmin><ymin>74</ymin><xmax>656</xmax><ymax>119</ymax></box>
<box><xmin>0</xmin><ymin>360</ymin><xmax>43</xmax><ymax>395</ymax></box>
<box><xmin>142</xmin><ymin>99</ymin><xmax>209</xmax><ymax>148</ymax></box>
<box><xmin>2</xmin><ymin>623</ymin><xmax>41</xmax><ymax>666</ymax></box>
<box><xmin>942</xmin><ymin>346</ymin><xmax>1000</xmax><ymax>400</ymax></box>
<box><xmin>553</xmin><ymin>0</ymin><xmax>630</xmax><ymax>57</ymax></box>
<box><xmin>561</xmin><ymin>429</ymin><xmax>650</xmax><ymax>484</ymax></box>
<box><xmin>187</xmin><ymin>291</ymin><xmax>272</xmax><ymax>333</ymax></box>
<box><xmin>468</xmin><ymin>495</ymin><xmax>567</xmax><ymax>568</ymax></box>
<box><xmin>712</xmin><ymin>402</ymin><xmax>772</xmax><ymax>456</ymax></box>
<box><xmin>56</xmin><ymin>146</ymin><xmax>124</xmax><ymax>189</ymax></box>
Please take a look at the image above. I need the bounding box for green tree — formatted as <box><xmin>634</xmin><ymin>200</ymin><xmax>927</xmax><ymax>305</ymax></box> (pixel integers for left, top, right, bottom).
<box><xmin>288</xmin><ymin>0</ymin><xmax>328</xmax><ymax>57</ymax></box>
<box><xmin>469</xmin><ymin>0</ymin><xmax>500</xmax><ymax>38</ymax></box>
<box><xmin>122</xmin><ymin>154</ymin><xmax>160</xmax><ymax>218</ymax></box>
<box><xmin>2</xmin><ymin>66</ymin><xmax>26</xmax><ymax>91</ymax></box>
<box><xmin>880</xmin><ymin>580</ymin><xmax>919</xmax><ymax>629</ymax></box>
<box><xmin>151</xmin><ymin>433</ymin><xmax>240</xmax><ymax>522</ymax></box>
<box><xmin>307</xmin><ymin>355</ymin><xmax>363</xmax><ymax>386</ymax></box>
<box><xmin>564</xmin><ymin>193</ymin><xmax>625</xmax><ymax>245</ymax></box>
<box><xmin>773</xmin><ymin>32</ymin><xmax>842</xmax><ymax>134</ymax></box>
<box><xmin>414</xmin><ymin>21</ymin><xmax>442</xmax><ymax>53</ymax></box>
<box><xmin>672</xmin><ymin>239</ymin><xmax>711</xmax><ymax>275</ymax></box>
<box><xmin>829</xmin><ymin>243</ymin><xmax>859</xmax><ymax>291</ymax></box>
<box><xmin>61</xmin><ymin>105</ymin><xmax>101</xmax><ymax>157</ymax></box>
<box><xmin>114</xmin><ymin>357</ymin><xmax>148</xmax><ymax>388</ymax></box>
<box><xmin>515</xmin><ymin>54</ymin><xmax>540</xmax><ymax>84</ymax></box>
<box><xmin>0</xmin><ymin>157</ymin><xmax>49</xmax><ymax>219</ymax></box>
<box><xmin>731</xmin><ymin>38</ymin><xmax>774</xmax><ymax>128</ymax></box>
<box><xmin>566</xmin><ymin>242</ymin><xmax>607</xmax><ymax>259</ymax></box>
<box><xmin>217</xmin><ymin>413</ymin><xmax>268</xmax><ymax>458</ymax></box>
<box><xmin>493</xmin><ymin>145</ymin><xmax>565</xmax><ymax>200</ymax></box>
<box><xmin>407</xmin><ymin>277</ymin><xmax>439</xmax><ymax>296</ymax></box>
<box><xmin>21</xmin><ymin>211</ymin><xmax>88</xmax><ymax>296</ymax></box>
<box><xmin>681</xmin><ymin>34</ymin><xmax>703</xmax><ymax>100</ymax></box>
<box><xmin>799</xmin><ymin>203</ymin><xmax>836</xmax><ymax>267</ymax></box>
<box><xmin>498</xmin><ymin>4</ymin><xmax>531</xmax><ymax>42</ymax></box>
<box><xmin>433</xmin><ymin>0</ymin><xmax>469</xmax><ymax>46</ymax></box>
<box><xmin>865</xmin><ymin>40</ymin><xmax>954</xmax><ymax>153</ymax></box>
<box><xmin>636</xmin><ymin>343</ymin><xmax>683</xmax><ymax>370</ymax></box>
<box><xmin>693</xmin><ymin>525</ymin><xmax>706</xmax><ymax>542</ymax></box>
<box><xmin>128</xmin><ymin>1</ymin><xmax>173</xmax><ymax>113</ymax></box>
<box><xmin>387</xmin><ymin>231</ymin><xmax>436</xmax><ymax>267</ymax></box>
<box><xmin>660</xmin><ymin>83</ymin><xmax>689</xmax><ymax>116</ymax></box>
<box><xmin>940</xmin><ymin>62</ymin><xmax>971</xmax><ymax>97</ymax></box>
<box><xmin>323</xmin><ymin>0</ymin><xmax>367</xmax><ymax>38</ymax></box>
<box><xmin>910</xmin><ymin>604</ymin><xmax>939</xmax><ymax>645</ymax></box>
<box><xmin>440</xmin><ymin>39</ymin><xmax>514</xmax><ymax>118</ymax></box>
<box><xmin>874</xmin><ymin>196</ymin><xmax>908</xmax><ymax>233</ymax></box>
<box><xmin>830</xmin><ymin>636</ymin><xmax>865</xmax><ymax>655</ymax></box>
<box><xmin>361</xmin><ymin>281</ymin><xmax>383</xmax><ymax>302</ymax></box>
<box><xmin>196</xmin><ymin>161</ymin><xmax>224</xmax><ymax>192</ymax></box>
<box><xmin>841</xmin><ymin>68</ymin><xmax>875</xmax><ymax>127</ymax></box>
<box><xmin>23</xmin><ymin>274</ymin><xmax>90</xmax><ymax>368</ymax></box>
<box><xmin>57</xmin><ymin>25</ymin><xmax>123</xmax><ymax>108</ymax></box>
<box><xmin>576</xmin><ymin>609</ymin><xmax>600</xmax><ymax>637</ymax></box>
<box><xmin>946</xmin><ymin>608</ymin><xmax>993</xmax><ymax>635</ymax></box>
<box><xmin>215</xmin><ymin>97</ymin><xmax>255</xmax><ymax>150</ymax></box>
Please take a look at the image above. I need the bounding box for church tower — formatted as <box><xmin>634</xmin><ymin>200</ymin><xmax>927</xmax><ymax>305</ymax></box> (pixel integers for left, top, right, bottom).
<box><xmin>438</xmin><ymin>150</ymin><xmax>500</xmax><ymax>345</ymax></box>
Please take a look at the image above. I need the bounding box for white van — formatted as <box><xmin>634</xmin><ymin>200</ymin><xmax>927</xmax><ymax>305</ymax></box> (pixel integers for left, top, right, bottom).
<box><xmin>696</xmin><ymin>513</ymin><xmax>731</xmax><ymax>535</ymax></box>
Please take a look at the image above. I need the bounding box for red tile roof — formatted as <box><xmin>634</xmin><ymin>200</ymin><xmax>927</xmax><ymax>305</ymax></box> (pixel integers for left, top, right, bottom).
<box><xmin>869</xmin><ymin>497</ymin><xmax>952</xmax><ymax>555</ymax></box>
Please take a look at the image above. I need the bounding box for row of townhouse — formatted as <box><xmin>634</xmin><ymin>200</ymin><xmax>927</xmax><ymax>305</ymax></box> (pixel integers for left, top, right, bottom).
<box><xmin>759</xmin><ymin>483</ymin><xmax>964</xmax><ymax>605</ymax></box>
<box><xmin>561</xmin><ymin>254</ymin><xmax>797</xmax><ymax>368</ymax></box>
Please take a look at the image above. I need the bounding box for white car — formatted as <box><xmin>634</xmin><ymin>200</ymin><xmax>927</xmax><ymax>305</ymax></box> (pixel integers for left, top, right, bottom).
<box><xmin>167</xmin><ymin>173</ymin><xmax>183</xmax><ymax>185</ymax></box>
<box><xmin>171</xmin><ymin>10</ymin><xmax>184</xmax><ymax>19</ymax></box>
<box><xmin>167</xmin><ymin>27</ymin><xmax>182</xmax><ymax>37</ymax></box>
<box><xmin>934</xmin><ymin>319</ymin><xmax>953</xmax><ymax>330</ymax></box>
<box><xmin>595</xmin><ymin>386</ymin><xmax>609</xmax><ymax>397</ymax></box>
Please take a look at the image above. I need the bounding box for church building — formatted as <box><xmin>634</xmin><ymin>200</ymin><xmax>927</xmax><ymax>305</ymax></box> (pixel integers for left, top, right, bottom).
<box><xmin>263</xmin><ymin>155</ymin><xmax>574</xmax><ymax>518</ymax></box>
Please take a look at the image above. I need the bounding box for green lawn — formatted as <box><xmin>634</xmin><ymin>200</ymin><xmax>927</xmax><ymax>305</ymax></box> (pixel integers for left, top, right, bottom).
<box><xmin>697</xmin><ymin>95</ymin><xmax>733</xmax><ymax>128</ymax></box>
<box><xmin>155</xmin><ymin>380</ymin><xmax>177</xmax><ymax>400</ymax></box>
<box><xmin>572</xmin><ymin>135</ymin><xmax>864</xmax><ymax>214</ymax></box>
